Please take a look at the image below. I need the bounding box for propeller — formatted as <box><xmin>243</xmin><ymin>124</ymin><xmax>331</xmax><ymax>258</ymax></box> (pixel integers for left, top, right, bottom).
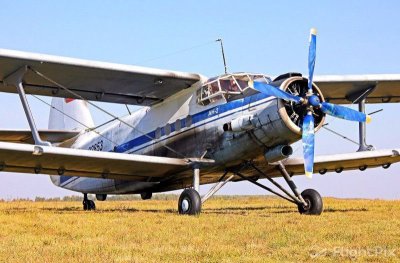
<box><xmin>253</xmin><ymin>81</ymin><xmax>303</xmax><ymax>104</ymax></box>
<box><xmin>253</xmin><ymin>28</ymin><xmax>371</xmax><ymax>178</ymax></box>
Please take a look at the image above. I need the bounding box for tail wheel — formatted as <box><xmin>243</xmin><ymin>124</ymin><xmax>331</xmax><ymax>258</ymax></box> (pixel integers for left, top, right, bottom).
<box><xmin>140</xmin><ymin>192</ymin><xmax>152</xmax><ymax>200</ymax></box>
<box><xmin>298</xmin><ymin>189</ymin><xmax>323</xmax><ymax>215</ymax></box>
<box><xmin>96</xmin><ymin>194</ymin><xmax>107</xmax><ymax>201</ymax></box>
<box><xmin>178</xmin><ymin>189</ymin><xmax>201</xmax><ymax>215</ymax></box>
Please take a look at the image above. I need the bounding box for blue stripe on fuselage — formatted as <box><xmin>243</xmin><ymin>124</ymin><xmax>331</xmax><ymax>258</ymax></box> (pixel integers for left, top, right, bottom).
<box><xmin>114</xmin><ymin>92</ymin><xmax>271</xmax><ymax>154</ymax></box>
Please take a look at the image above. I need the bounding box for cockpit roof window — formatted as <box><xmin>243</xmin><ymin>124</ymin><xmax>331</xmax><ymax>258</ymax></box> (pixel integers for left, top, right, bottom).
<box><xmin>197</xmin><ymin>73</ymin><xmax>271</xmax><ymax>105</ymax></box>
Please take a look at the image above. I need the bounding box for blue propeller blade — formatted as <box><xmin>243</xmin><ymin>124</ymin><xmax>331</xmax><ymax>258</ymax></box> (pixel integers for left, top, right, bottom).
<box><xmin>320</xmin><ymin>102</ymin><xmax>371</xmax><ymax>123</ymax></box>
<box><xmin>253</xmin><ymin>82</ymin><xmax>303</xmax><ymax>104</ymax></box>
<box><xmin>308</xmin><ymin>28</ymin><xmax>317</xmax><ymax>93</ymax></box>
<box><xmin>302</xmin><ymin>112</ymin><xmax>315</xmax><ymax>178</ymax></box>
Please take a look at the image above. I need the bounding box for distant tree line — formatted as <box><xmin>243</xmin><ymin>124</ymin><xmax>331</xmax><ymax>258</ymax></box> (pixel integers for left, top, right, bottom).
<box><xmin>0</xmin><ymin>194</ymin><xmax>273</xmax><ymax>202</ymax></box>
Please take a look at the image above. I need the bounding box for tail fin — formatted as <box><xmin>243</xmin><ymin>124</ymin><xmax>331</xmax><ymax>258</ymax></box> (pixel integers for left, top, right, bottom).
<box><xmin>48</xmin><ymin>98</ymin><xmax>94</xmax><ymax>130</ymax></box>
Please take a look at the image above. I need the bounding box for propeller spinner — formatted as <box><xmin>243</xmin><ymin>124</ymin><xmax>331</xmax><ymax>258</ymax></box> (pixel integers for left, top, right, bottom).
<box><xmin>253</xmin><ymin>28</ymin><xmax>371</xmax><ymax>178</ymax></box>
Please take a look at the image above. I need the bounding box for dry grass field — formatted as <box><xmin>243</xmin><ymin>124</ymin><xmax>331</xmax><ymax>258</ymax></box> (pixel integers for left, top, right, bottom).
<box><xmin>0</xmin><ymin>196</ymin><xmax>399</xmax><ymax>262</ymax></box>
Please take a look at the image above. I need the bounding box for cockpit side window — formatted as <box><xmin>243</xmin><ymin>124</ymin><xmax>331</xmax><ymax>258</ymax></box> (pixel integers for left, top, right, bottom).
<box><xmin>197</xmin><ymin>81</ymin><xmax>225</xmax><ymax>106</ymax></box>
<box><xmin>220</xmin><ymin>79</ymin><xmax>242</xmax><ymax>93</ymax></box>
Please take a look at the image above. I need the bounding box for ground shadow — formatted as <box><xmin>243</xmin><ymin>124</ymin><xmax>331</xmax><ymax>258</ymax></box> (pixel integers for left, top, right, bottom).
<box><xmin>27</xmin><ymin>205</ymin><xmax>369</xmax><ymax>215</ymax></box>
<box><xmin>40</xmin><ymin>207</ymin><xmax>177</xmax><ymax>214</ymax></box>
<box><xmin>41</xmin><ymin>207</ymin><xmax>81</xmax><ymax>212</ymax></box>
<box><xmin>203</xmin><ymin>205</ymin><xmax>295</xmax><ymax>215</ymax></box>
<box><xmin>205</xmin><ymin>206</ymin><xmax>293</xmax><ymax>211</ymax></box>
<box><xmin>323</xmin><ymin>208</ymin><xmax>368</xmax><ymax>213</ymax></box>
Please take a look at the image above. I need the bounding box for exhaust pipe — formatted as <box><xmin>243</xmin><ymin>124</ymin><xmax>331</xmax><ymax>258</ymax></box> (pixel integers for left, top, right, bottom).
<box><xmin>264</xmin><ymin>145</ymin><xmax>293</xmax><ymax>163</ymax></box>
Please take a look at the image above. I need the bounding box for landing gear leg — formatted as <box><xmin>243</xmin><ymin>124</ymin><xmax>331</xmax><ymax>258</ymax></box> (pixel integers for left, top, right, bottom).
<box><xmin>178</xmin><ymin>166</ymin><xmax>201</xmax><ymax>215</ymax></box>
<box><xmin>277</xmin><ymin>162</ymin><xmax>323</xmax><ymax>215</ymax></box>
<box><xmin>235</xmin><ymin>162</ymin><xmax>323</xmax><ymax>215</ymax></box>
<box><xmin>83</xmin><ymin>193</ymin><xmax>96</xmax><ymax>211</ymax></box>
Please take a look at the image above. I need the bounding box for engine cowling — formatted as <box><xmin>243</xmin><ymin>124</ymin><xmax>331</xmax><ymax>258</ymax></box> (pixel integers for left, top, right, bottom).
<box><xmin>276</xmin><ymin>76</ymin><xmax>326</xmax><ymax>135</ymax></box>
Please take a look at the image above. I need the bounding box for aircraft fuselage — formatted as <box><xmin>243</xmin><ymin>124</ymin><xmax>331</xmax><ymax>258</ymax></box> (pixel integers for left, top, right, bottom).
<box><xmin>51</xmin><ymin>76</ymin><xmax>304</xmax><ymax>194</ymax></box>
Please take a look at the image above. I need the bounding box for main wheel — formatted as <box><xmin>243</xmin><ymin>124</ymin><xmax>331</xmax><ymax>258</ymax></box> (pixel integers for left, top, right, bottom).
<box><xmin>83</xmin><ymin>199</ymin><xmax>89</xmax><ymax>211</ymax></box>
<box><xmin>298</xmin><ymin>189</ymin><xmax>323</xmax><ymax>215</ymax></box>
<box><xmin>88</xmin><ymin>200</ymin><xmax>96</xmax><ymax>210</ymax></box>
<box><xmin>83</xmin><ymin>199</ymin><xmax>96</xmax><ymax>211</ymax></box>
<box><xmin>178</xmin><ymin>189</ymin><xmax>201</xmax><ymax>215</ymax></box>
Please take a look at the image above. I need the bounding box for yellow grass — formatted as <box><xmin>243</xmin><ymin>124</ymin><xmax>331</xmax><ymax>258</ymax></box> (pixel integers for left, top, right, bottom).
<box><xmin>0</xmin><ymin>196</ymin><xmax>399</xmax><ymax>262</ymax></box>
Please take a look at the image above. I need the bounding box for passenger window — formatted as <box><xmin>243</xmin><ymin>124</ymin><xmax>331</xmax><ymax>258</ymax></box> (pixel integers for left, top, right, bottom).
<box><xmin>165</xmin><ymin>123</ymin><xmax>171</xmax><ymax>135</ymax></box>
<box><xmin>186</xmin><ymin>115</ymin><xmax>192</xmax><ymax>127</ymax></box>
<box><xmin>175</xmin><ymin>119</ymin><xmax>181</xmax><ymax>131</ymax></box>
<box><xmin>155</xmin><ymin>127</ymin><xmax>161</xmax><ymax>139</ymax></box>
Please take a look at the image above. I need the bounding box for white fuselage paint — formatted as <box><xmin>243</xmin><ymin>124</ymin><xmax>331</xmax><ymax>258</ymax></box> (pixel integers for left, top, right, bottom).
<box><xmin>51</xmin><ymin>79</ymin><xmax>300</xmax><ymax>194</ymax></box>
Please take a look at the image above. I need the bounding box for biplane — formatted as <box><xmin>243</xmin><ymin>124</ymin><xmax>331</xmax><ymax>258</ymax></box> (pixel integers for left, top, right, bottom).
<box><xmin>0</xmin><ymin>29</ymin><xmax>399</xmax><ymax>215</ymax></box>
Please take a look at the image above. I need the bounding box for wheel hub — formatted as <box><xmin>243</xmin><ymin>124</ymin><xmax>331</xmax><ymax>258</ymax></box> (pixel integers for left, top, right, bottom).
<box><xmin>181</xmin><ymin>199</ymin><xmax>190</xmax><ymax>212</ymax></box>
<box><xmin>302</xmin><ymin>198</ymin><xmax>311</xmax><ymax>210</ymax></box>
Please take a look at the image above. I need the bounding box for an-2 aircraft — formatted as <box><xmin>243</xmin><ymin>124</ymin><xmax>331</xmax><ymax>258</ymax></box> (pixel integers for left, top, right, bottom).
<box><xmin>0</xmin><ymin>29</ymin><xmax>399</xmax><ymax>215</ymax></box>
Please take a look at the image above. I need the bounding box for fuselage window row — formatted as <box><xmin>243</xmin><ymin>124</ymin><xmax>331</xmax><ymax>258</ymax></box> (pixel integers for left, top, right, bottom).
<box><xmin>155</xmin><ymin>115</ymin><xmax>192</xmax><ymax>140</ymax></box>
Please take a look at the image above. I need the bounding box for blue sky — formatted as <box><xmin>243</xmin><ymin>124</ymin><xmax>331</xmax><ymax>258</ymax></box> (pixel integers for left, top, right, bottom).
<box><xmin>0</xmin><ymin>1</ymin><xmax>399</xmax><ymax>199</ymax></box>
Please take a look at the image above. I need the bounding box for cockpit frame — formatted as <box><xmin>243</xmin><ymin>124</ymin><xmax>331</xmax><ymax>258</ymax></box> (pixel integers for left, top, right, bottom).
<box><xmin>197</xmin><ymin>73</ymin><xmax>271</xmax><ymax>106</ymax></box>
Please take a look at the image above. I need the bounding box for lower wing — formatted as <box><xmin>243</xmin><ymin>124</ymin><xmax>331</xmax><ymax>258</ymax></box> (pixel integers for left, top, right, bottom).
<box><xmin>0</xmin><ymin>141</ymin><xmax>213</xmax><ymax>180</ymax></box>
<box><xmin>281</xmin><ymin>149</ymin><xmax>399</xmax><ymax>175</ymax></box>
<box><xmin>251</xmin><ymin>149</ymin><xmax>400</xmax><ymax>177</ymax></box>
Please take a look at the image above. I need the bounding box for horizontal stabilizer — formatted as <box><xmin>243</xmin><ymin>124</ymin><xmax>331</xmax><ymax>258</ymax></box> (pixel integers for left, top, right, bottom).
<box><xmin>0</xmin><ymin>129</ymin><xmax>80</xmax><ymax>144</ymax></box>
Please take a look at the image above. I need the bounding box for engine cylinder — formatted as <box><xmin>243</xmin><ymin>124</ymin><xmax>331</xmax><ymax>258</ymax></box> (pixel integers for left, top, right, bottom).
<box><xmin>276</xmin><ymin>76</ymin><xmax>326</xmax><ymax>135</ymax></box>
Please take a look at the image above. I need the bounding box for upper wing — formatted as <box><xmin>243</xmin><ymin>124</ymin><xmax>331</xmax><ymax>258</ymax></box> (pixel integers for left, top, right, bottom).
<box><xmin>0</xmin><ymin>129</ymin><xmax>80</xmax><ymax>144</ymax></box>
<box><xmin>314</xmin><ymin>74</ymin><xmax>400</xmax><ymax>104</ymax></box>
<box><xmin>0</xmin><ymin>49</ymin><xmax>201</xmax><ymax>106</ymax></box>
<box><xmin>0</xmin><ymin>141</ymin><xmax>214</xmax><ymax>180</ymax></box>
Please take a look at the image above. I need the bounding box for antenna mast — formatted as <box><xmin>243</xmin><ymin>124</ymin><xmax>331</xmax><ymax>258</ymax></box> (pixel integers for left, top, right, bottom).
<box><xmin>216</xmin><ymin>39</ymin><xmax>228</xmax><ymax>74</ymax></box>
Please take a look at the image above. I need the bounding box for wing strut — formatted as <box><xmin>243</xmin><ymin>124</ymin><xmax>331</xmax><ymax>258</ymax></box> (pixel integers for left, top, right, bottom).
<box><xmin>346</xmin><ymin>84</ymin><xmax>376</xmax><ymax>151</ymax></box>
<box><xmin>4</xmin><ymin>66</ymin><xmax>51</xmax><ymax>146</ymax></box>
<box><xmin>357</xmin><ymin>98</ymin><xmax>375</xmax><ymax>151</ymax></box>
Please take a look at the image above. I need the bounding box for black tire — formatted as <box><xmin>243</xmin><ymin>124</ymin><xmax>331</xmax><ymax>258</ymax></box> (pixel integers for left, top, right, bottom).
<box><xmin>178</xmin><ymin>189</ymin><xmax>201</xmax><ymax>215</ymax></box>
<box><xmin>298</xmin><ymin>189</ymin><xmax>323</xmax><ymax>215</ymax></box>
<box><xmin>88</xmin><ymin>200</ymin><xmax>96</xmax><ymax>210</ymax></box>
<box><xmin>140</xmin><ymin>192</ymin><xmax>152</xmax><ymax>200</ymax></box>
<box><xmin>96</xmin><ymin>194</ymin><xmax>107</xmax><ymax>201</ymax></box>
<box><xmin>83</xmin><ymin>200</ymin><xmax>89</xmax><ymax>211</ymax></box>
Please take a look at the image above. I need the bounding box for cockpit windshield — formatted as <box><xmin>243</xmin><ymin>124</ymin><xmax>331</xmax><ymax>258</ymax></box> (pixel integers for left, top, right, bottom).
<box><xmin>197</xmin><ymin>73</ymin><xmax>271</xmax><ymax>106</ymax></box>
